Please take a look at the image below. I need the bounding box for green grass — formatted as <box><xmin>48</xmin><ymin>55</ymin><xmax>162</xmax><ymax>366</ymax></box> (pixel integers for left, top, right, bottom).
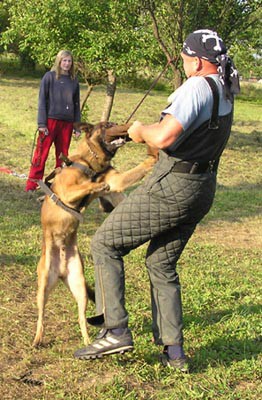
<box><xmin>236</xmin><ymin>82</ymin><xmax>262</xmax><ymax>105</ymax></box>
<box><xmin>0</xmin><ymin>76</ymin><xmax>261</xmax><ymax>400</ymax></box>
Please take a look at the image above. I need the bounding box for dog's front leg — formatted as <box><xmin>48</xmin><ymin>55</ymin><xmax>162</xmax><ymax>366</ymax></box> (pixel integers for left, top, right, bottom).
<box><xmin>104</xmin><ymin>156</ymin><xmax>156</xmax><ymax>192</ymax></box>
<box><xmin>61</xmin><ymin>182</ymin><xmax>109</xmax><ymax>205</ymax></box>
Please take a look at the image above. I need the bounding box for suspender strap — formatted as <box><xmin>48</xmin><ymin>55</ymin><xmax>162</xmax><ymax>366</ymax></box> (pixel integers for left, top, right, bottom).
<box><xmin>205</xmin><ymin>76</ymin><xmax>219</xmax><ymax>129</ymax></box>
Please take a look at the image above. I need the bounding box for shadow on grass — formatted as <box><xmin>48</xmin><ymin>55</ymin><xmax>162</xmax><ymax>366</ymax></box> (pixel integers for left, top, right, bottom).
<box><xmin>139</xmin><ymin>304</ymin><xmax>261</xmax><ymax>372</ymax></box>
<box><xmin>0</xmin><ymin>254</ymin><xmax>38</xmax><ymax>269</ymax></box>
<box><xmin>185</xmin><ymin>305</ymin><xmax>261</xmax><ymax>371</ymax></box>
<box><xmin>184</xmin><ymin>304</ymin><xmax>261</xmax><ymax>326</ymax></box>
<box><xmin>0</xmin><ymin>76</ymin><xmax>41</xmax><ymax>88</ymax></box>
<box><xmin>134</xmin><ymin>333</ymin><xmax>260</xmax><ymax>373</ymax></box>
<box><xmin>191</xmin><ymin>335</ymin><xmax>261</xmax><ymax>372</ymax></box>
<box><xmin>229</xmin><ymin>129</ymin><xmax>262</xmax><ymax>148</ymax></box>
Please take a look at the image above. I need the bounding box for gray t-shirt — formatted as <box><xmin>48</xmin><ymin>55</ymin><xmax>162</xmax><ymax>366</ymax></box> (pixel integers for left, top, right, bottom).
<box><xmin>161</xmin><ymin>75</ymin><xmax>232</xmax><ymax>151</ymax></box>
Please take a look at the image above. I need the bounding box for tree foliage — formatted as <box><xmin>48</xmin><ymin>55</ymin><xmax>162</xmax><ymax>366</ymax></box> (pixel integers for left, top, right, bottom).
<box><xmin>2</xmin><ymin>0</ymin><xmax>151</xmax><ymax>78</ymax></box>
<box><xmin>1</xmin><ymin>0</ymin><xmax>261</xmax><ymax>118</ymax></box>
<box><xmin>139</xmin><ymin>0</ymin><xmax>261</xmax><ymax>84</ymax></box>
<box><xmin>230</xmin><ymin>5</ymin><xmax>262</xmax><ymax>78</ymax></box>
<box><xmin>1</xmin><ymin>0</ymin><xmax>155</xmax><ymax>118</ymax></box>
<box><xmin>0</xmin><ymin>2</ymin><xmax>10</xmax><ymax>52</ymax></box>
<box><xmin>2</xmin><ymin>0</ymin><xmax>260</xmax><ymax>79</ymax></box>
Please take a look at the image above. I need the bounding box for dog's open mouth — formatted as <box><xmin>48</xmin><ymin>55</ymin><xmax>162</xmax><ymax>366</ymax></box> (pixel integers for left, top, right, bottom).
<box><xmin>110</xmin><ymin>138</ymin><xmax>126</xmax><ymax>147</ymax></box>
<box><xmin>102</xmin><ymin>137</ymin><xmax>127</xmax><ymax>155</ymax></box>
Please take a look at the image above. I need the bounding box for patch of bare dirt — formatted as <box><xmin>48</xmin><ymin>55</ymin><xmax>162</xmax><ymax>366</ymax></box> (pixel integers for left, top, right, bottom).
<box><xmin>193</xmin><ymin>216</ymin><xmax>262</xmax><ymax>250</ymax></box>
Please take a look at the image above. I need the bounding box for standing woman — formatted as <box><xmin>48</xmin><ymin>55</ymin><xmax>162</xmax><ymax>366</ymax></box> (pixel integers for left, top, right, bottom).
<box><xmin>25</xmin><ymin>50</ymin><xmax>81</xmax><ymax>193</ymax></box>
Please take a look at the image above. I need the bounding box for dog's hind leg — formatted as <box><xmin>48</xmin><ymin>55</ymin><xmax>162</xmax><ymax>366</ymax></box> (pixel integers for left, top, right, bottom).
<box><xmin>63</xmin><ymin>246</ymin><xmax>90</xmax><ymax>345</ymax></box>
<box><xmin>33</xmin><ymin>249</ymin><xmax>59</xmax><ymax>347</ymax></box>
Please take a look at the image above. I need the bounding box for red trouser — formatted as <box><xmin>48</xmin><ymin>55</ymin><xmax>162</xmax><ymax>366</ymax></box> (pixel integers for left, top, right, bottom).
<box><xmin>25</xmin><ymin>118</ymin><xmax>73</xmax><ymax>191</ymax></box>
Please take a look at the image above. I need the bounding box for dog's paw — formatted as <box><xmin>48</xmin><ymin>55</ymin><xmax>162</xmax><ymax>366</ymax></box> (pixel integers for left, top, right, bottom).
<box><xmin>101</xmin><ymin>183</ymin><xmax>111</xmax><ymax>192</ymax></box>
<box><xmin>32</xmin><ymin>338</ymin><xmax>42</xmax><ymax>348</ymax></box>
<box><xmin>92</xmin><ymin>183</ymin><xmax>110</xmax><ymax>194</ymax></box>
<box><xmin>146</xmin><ymin>145</ymin><xmax>159</xmax><ymax>160</ymax></box>
<box><xmin>142</xmin><ymin>156</ymin><xmax>158</xmax><ymax>170</ymax></box>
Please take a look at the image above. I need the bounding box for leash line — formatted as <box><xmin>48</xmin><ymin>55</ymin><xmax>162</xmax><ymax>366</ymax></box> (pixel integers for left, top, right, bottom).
<box><xmin>30</xmin><ymin>128</ymin><xmax>39</xmax><ymax>165</ymax></box>
<box><xmin>125</xmin><ymin>60</ymin><xmax>173</xmax><ymax>124</ymax></box>
<box><xmin>0</xmin><ymin>167</ymin><xmax>27</xmax><ymax>179</ymax></box>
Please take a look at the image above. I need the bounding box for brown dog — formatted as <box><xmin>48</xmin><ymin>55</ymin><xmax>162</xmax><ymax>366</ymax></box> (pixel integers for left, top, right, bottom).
<box><xmin>33</xmin><ymin>122</ymin><xmax>158</xmax><ymax>347</ymax></box>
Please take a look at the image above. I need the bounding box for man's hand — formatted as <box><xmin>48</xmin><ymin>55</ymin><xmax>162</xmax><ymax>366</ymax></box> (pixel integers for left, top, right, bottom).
<box><xmin>127</xmin><ymin>121</ymin><xmax>145</xmax><ymax>143</ymax></box>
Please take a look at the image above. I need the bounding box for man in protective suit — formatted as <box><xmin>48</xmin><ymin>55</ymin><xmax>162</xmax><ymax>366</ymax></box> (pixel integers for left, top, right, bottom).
<box><xmin>74</xmin><ymin>29</ymin><xmax>240</xmax><ymax>372</ymax></box>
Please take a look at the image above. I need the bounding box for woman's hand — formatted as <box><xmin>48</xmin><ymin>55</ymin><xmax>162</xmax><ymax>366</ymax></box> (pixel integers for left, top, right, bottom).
<box><xmin>73</xmin><ymin>129</ymin><xmax>81</xmax><ymax>139</ymax></box>
<box><xmin>39</xmin><ymin>127</ymin><xmax>49</xmax><ymax>136</ymax></box>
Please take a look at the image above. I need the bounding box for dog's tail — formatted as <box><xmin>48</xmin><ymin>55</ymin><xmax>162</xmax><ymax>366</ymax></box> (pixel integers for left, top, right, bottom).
<box><xmin>86</xmin><ymin>283</ymin><xmax>95</xmax><ymax>303</ymax></box>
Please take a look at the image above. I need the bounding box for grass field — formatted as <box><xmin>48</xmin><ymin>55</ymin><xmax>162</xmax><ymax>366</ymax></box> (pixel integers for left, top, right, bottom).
<box><xmin>0</xmin><ymin>76</ymin><xmax>261</xmax><ymax>400</ymax></box>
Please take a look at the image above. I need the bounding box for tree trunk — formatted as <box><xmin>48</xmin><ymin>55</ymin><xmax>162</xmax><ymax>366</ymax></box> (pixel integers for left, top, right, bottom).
<box><xmin>20</xmin><ymin>52</ymin><xmax>36</xmax><ymax>71</ymax></box>
<box><xmin>81</xmin><ymin>83</ymin><xmax>94</xmax><ymax>113</ymax></box>
<box><xmin>170</xmin><ymin>63</ymin><xmax>183</xmax><ymax>89</ymax></box>
<box><xmin>101</xmin><ymin>70</ymin><xmax>116</xmax><ymax>122</ymax></box>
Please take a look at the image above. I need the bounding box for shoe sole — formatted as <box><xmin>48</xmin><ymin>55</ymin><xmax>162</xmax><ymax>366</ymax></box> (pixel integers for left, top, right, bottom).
<box><xmin>76</xmin><ymin>345</ymin><xmax>134</xmax><ymax>360</ymax></box>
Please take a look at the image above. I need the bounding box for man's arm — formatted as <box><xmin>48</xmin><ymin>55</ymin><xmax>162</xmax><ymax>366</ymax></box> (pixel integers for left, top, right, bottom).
<box><xmin>128</xmin><ymin>114</ymin><xmax>183</xmax><ymax>149</ymax></box>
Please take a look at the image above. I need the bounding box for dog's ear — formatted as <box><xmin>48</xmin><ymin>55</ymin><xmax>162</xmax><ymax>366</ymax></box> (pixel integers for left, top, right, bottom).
<box><xmin>77</xmin><ymin>122</ymin><xmax>94</xmax><ymax>138</ymax></box>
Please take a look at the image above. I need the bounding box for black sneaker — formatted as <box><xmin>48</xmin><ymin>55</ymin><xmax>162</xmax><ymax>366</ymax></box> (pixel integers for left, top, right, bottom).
<box><xmin>160</xmin><ymin>349</ymin><xmax>189</xmax><ymax>373</ymax></box>
<box><xmin>74</xmin><ymin>328</ymin><xmax>134</xmax><ymax>360</ymax></box>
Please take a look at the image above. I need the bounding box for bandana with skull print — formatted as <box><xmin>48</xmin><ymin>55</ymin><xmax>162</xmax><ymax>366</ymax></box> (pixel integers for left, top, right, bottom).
<box><xmin>182</xmin><ymin>29</ymin><xmax>240</xmax><ymax>100</ymax></box>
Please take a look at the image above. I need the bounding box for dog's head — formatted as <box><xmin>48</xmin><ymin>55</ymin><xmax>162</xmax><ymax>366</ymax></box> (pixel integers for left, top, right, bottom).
<box><xmin>79</xmin><ymin>121</ymin><xmax>131</xmax><ymax>157</ymax></box>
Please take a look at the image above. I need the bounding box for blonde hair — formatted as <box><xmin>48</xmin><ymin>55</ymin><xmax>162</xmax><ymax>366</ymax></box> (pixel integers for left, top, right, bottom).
<box><xmin>51</xmin><ymin>50</ymin><xmax>76</xmax><ymax>80</ymax></box>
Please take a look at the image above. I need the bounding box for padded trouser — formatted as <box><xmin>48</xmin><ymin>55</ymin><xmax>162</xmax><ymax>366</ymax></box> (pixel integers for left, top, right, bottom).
<box><xmin>91</xmin><ymin>168</ymin><xmax>216</xmax><ymax>346</ymax></box>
